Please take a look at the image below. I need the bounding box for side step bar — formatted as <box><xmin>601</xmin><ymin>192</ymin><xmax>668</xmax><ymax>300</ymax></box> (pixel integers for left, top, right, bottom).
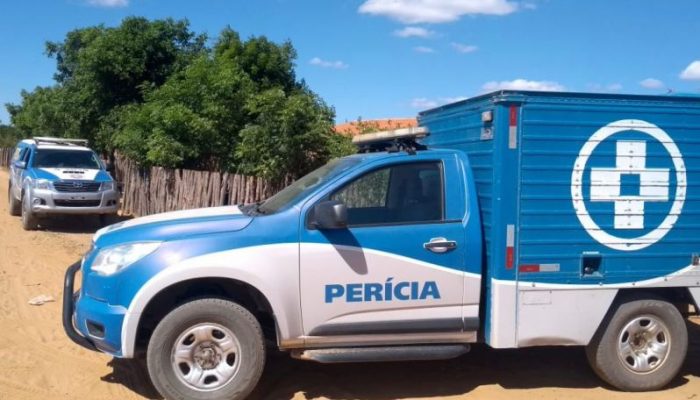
<box><xmin>291</xmin><ymin>344</ymin><xmax>470</xmax><ymax>363</ymax></box>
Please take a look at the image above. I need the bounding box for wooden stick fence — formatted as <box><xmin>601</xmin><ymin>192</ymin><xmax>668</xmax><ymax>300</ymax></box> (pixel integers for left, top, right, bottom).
<box><xmin>0</xmin><ymin>148</ymin><xmax>12</xmax><ymax>168</ymax></box>
<box><xmin>114</xmin><ymin>153</ymin><xmax>291</xmax><ymax>216</ymax></box>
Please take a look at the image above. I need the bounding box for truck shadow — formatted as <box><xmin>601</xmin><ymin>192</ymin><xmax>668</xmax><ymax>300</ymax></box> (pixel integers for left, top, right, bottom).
<box><xmin>102</xmin><ymin>319</ymin><xmax>700</xmax><ymax>400</ymax></box>
<box><xmin>250</xmin><ymin>346</ymin><xmax>603</xmax><ymax>399</ymax></box>
<box><xmin>101</xmin><ymin>358</ymin><xmax>162</xmax><ymax>399</ymax></box>
<box><xmin>35</xmin><ymin>213</ymin><xmax>131</xmax><ymax>234</ymax></box>
<box><xmin>251</xmin><ymin>320</ymin><xmax>700</xmax><ymax>400</ymax></box>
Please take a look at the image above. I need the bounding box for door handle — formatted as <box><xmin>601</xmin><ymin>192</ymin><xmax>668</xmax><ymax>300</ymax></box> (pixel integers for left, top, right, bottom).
<box><xmin>423</xmin><ymin>237</ymin><xmax>457</xmax><ymax>253</ymax></box>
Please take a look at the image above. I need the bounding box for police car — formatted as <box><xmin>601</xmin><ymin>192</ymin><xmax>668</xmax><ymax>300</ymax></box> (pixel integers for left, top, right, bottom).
<box><xmin>8</xmin><ymin>137</ymin><xmax>119</xmax><ymax>230</ymax></box>
<box><xmin>64</xmin><ymin>91</ymin><xmax>700</xmax><ymax>399</ymax></box>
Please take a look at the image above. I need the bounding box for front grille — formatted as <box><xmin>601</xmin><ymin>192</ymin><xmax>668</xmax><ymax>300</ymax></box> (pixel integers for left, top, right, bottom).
<box><xmin>54</xmin><ymin>181</ymin><xmax>101</xmax><ymax>193</ymax></box>
<box><xmin>54</xmin><ymin>199</ymin><xmax>101</xmax><ymax>208</ymax></box>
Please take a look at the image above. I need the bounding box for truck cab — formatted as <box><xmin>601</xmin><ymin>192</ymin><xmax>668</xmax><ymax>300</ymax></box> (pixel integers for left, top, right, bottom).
<box><xmin>8</xmin><ymin>137</ymin><xmax>119</xmax><ymax>230</ymax></box>
<box><xmin>64</xmin><ymin>91</ymin><xmax>700</xmax><ymax>400</ymax></box>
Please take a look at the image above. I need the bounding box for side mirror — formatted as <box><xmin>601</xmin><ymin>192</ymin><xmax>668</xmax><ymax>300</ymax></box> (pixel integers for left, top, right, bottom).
<box><xmin>13</xmin><ymin>160</ymin><xmax>26</xmax><ymax>169</ymax></box>
<box><xmin>313</xmin><ymin>200</ymin><xmax>348</xmax><ymax>230</ymax></box>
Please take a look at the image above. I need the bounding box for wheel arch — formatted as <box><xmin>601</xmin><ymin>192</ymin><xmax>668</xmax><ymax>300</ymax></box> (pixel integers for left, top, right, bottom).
<box><xmin>129</xmin><ymin>277</ymin><xmax>278</xmax><ymax>358</ymax></box>
<box><xmin>121</xmin><ymin>244</ymin><xmax>303</xmax><ymax>358</ymax></box>
<box><xmin>589</xmin><ymin>286</ymin><xmax>695</xmax><ymax>346</ymax></box>
<box><xmin>612</xmin><ymin>287</ymin><xmax>695</xmax><ymax>315</ymax></box>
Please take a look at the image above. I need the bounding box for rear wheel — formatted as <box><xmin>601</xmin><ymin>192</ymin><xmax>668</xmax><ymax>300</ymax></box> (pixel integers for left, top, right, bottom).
<box><xmin>586</xmin><ymin>296</ymin><xmax>687</xmax><ymax>391</ymax></box>
<box><xmin>8</xmin><ymin>185</ymin><xmax>20</xmax><ymax>216</ymax></box>
<box><xmin>146</xmin><ymin>298</ymin><xmax>266</xmax><ymax>400</ymax></box>
<box><xmin>21</xmin><ymin>193</ymin><xmax>38</xmax><ymax>230</ymax></box>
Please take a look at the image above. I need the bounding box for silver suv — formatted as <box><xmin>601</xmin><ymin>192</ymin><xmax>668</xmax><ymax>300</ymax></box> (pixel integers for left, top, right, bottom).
<box><xmin>8</xmin><ymin>137</ymin><xmax>120</xmax><ymax>230</ymax></box>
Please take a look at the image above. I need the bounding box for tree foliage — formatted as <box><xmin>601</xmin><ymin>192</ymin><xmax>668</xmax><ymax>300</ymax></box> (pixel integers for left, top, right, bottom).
<box><xmin>236</xmin><ymin>88</ymin><xmax>348</xmax><ymax>179</ymax></box>
<box><xmin>0</xmin><ymin>125</ymin><xmax>24</xmax><ymax>148</ymax></box>
<box><xmin>6</xmin><ymin>18</ymin><xmax>351</xmax><ymax>179</ymax></box>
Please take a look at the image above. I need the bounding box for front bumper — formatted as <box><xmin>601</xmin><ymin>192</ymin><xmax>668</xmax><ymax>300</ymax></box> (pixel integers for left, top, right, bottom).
<box><xmin>63</xmin><ymin>261</ymin><xmax>127</xmax><ymax>356</ymax></box>
<box><xmin>30</xmin><ymin>188</ymin><xmax>120</xmax><ymax>215</ymax></box>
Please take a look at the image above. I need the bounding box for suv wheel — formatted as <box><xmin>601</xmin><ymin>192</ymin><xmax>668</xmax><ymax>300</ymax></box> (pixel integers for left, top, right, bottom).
<box><xmin>98</xmin><ymin>213</ymin><xmax>117</xmax><ymax>227</ymax></box>
<box><xmin>8</xmin><ymin>185</ymin><xmax>20</xmax><ymax>216</ymax></box>
<box><xmin>147</xmin><ymin>298</ymin><xmax>266</xmax><ymax>400</ymax></box>
<box><xmin>21</xmin><ymin>193</ymin><xmax>39</xmax><ymax>230</ymax></box>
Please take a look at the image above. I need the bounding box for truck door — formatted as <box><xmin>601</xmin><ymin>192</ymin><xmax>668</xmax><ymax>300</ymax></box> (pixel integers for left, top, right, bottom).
<box><xmin>299</xmin><ymin>156</ymin><xmax>475</xmax><ymax>339</ymax></box>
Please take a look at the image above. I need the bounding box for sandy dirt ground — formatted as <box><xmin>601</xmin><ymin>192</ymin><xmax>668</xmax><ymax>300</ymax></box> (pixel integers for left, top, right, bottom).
<box><xmin>2</xmin><ymin>167</ymin><xmax>700</xmax><ymax>400</ymax></box>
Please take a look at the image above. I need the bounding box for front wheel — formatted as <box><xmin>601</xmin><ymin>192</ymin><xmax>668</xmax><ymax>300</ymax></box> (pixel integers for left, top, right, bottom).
<box><xmin>98</xmin><ymin>213</ymin><xmax>117</xmax><ymax>227</ymax></box>
<box><xmin>8</xmin><ymin>185</ymin><xmax>20</xmax><ymax>216</ymax></box>
<box><xmin>146</xmin><ymin>299</ymin><xmax>266</xmax><ymax>400</ymax></box>
<box><xmin>21</xmin><ymin>193</ymin><xmax>39</xmax><ymax>230</ymax></box>
<box><xmin>586</xmin><ymin>295</ymin><xmax>687</xmax><ymax>391</ymax></box>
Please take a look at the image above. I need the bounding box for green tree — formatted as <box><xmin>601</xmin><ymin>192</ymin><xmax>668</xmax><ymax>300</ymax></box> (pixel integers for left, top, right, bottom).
<box><xmin>6</xmin><ymin>86</ymin><xmax>77</xmax><ymax>138</ymax></box>
<box><xmin>236</xmin><ymin>88</ymin><xmax>349</xmax><ymax>179</ymax></box>
<box><xmin>7</xmin><ymin>18</ymin><xmax>354</xmax><ymax>180</ymax></box>
<box><xmin>114</xmin><ymin>45</ymin><xmax>254</xmax><ymax>169</ymax></box>
<box><xmin>116</xmin><ymin>27</ymin><xmax>353</xmax><ymax>179</ymax></box>
<box><xmin>0</xmin><ymin>125</ymin><xmax>24</xmax><ymax>147</ymax></box>
<box><xmin>8</xmin><ymin>17</ymin><xmax>205</xmax><ymax>149</ymax></box>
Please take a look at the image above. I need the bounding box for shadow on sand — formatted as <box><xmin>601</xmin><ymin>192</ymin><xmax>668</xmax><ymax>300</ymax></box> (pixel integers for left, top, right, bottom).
<box><xmin>34</xmin><ymin>213</ymin><xmax>132</xmax><ymax>234</ymax></box>
<box><xmin>101</xmin><ymin>358</ymin><xmax>162</xmax><ymax>399</ymax></box>
<box><xmin>250</xmin><ymin>321</ymin><xmax>700</xmax><ymax>399</ymax></box>
<box><xmin>102</xmin><ymin>311</ymin><xmax>700</xmax><ymax>399</ymax></box>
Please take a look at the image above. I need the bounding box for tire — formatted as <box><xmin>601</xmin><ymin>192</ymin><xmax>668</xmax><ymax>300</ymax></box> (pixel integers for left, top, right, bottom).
<box><xmin>8</xmin><ymin>185</ymin><xmax>20</xmax><ymax>216</ymax></box>
<box><xmin>21</xmin><ymin>193</ymin><xmax>39</xmax><ymax>231</ymax></box>
<box><xmin>586</xmin><ymin>295</ymin><xmax>687</xmax><ymax>391</ymax></box>
<box><xmin>146</xmin><ymin>298</ymin><xmax>266</xmax><ymax>400</ymax></box>
<box><xmin>98</xmin><ymin>213</ymin><xmax>116</xmax><ymax>227</ymax></box>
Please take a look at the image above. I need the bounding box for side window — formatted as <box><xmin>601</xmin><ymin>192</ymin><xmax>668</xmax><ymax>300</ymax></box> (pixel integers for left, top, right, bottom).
<box><xmin>22</xmin><ymin>148</ymin><xmax>31</xmax><ymax>163</ymax></box>
<box><xmin>330</xmin><ymin>162</ymin><xmax>444</xmax><ymax>226</ymax></box>
<box><xmin>11</xmin><ymin>147</ymin><xmax>22</xmax><ymax>162</ymax></box>
<box><xmin>333</xmin><ymin>168</ymin><xmax>390</xmax><ymax>208</ymax></box>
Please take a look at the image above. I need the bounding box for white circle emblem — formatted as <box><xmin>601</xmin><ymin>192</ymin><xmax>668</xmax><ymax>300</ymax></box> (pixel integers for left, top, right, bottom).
<box><xmin>571</xmin><ymin>119</ymin><xmax>686</xmax><ymax>251</ymax></box>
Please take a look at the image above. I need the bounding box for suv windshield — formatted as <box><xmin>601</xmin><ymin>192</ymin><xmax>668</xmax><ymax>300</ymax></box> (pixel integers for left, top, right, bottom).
<box><xmin>257</xmin><ymin>157</ymin><xmax>361</xmax><ymax>215</ymax></box>
<box><xmin>33</xmin><ymin>150</ymin><xmax>102</xmax><ymax>169</ymax></box>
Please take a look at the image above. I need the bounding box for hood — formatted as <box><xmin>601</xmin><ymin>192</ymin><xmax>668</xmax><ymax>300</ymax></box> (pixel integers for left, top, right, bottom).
<box><xmin>34</xmin><ymin>168</ymin><xmax>112</xmax><ymax>182</ymax></box>
<box><xmin>93</xmin><ymin>205</ymin><xmax>253</xmax><ymax>247</ymax></box>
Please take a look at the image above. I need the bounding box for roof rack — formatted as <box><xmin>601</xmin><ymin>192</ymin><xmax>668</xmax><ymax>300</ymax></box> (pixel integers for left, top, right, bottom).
<box><xmin>353</xmin><ymin>127</ymin><xmax>429</xmax><ymax>155</ymax></box>
<box><xmin>33</xmin><ymin>137</ymin><xmax>89</xmax><ymax>147</ymax></box>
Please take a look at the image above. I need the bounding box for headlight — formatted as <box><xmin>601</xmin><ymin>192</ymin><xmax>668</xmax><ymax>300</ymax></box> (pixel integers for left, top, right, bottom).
<box><xmin>34</xmin><ymin>179</ymin><xmax>52</xmax><ymax>190</ymax></box>
<box><xmin>101</xmin><ymin>181</ymin><xmax>115</xmax><ymax>191</ymax></box>
<box><xmin>91</xmin><ymin>242</ymin><xmax>161</xmax><ymax>276</ymax></box>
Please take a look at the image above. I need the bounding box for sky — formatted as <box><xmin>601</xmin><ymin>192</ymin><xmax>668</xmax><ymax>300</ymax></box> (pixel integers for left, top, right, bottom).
<box><xmin>1</xmin><ymin>0</ymin><xmax>700</xmax><ymax>125</ymax></box>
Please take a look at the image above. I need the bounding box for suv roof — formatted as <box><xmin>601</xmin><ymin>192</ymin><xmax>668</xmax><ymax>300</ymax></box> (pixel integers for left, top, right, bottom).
<box><xmin>21</xmin><ymin>137</ymin><xmax>92</xmax><ymax>152</ymax></box>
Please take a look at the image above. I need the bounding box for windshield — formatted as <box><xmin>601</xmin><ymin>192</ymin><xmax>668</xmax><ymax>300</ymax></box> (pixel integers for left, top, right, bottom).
<box><xmin>33</xmin><ymin>150</ymin><xmax>102</xmax><ymax>169</ymax></box>
<box><xmin>258</xmin><ymin>157</ymin><xmax>361</xmax><ymax>214</ymax></box>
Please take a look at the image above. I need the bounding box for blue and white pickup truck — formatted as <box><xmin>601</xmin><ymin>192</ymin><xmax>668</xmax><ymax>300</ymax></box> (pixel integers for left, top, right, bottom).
<box><xmin>8</xmin><ymin>137</ymin><xmax>119</xmax><ymax>230</ymax></box>
<box><xmin>64</xmin><ymin>91</ymin><xmax>700</xmax><ymax>399</ymax></box>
